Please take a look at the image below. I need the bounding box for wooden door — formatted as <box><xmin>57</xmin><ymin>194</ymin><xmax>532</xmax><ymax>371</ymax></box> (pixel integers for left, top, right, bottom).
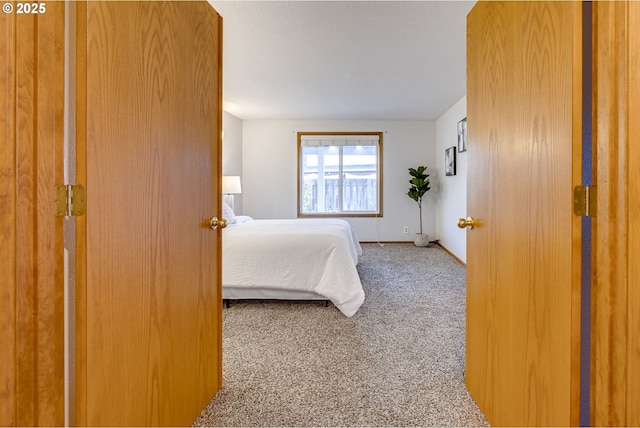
<box><xmin>0</xmin><ymin>4</ymin><xmax>65</xmax><ymax>425</ymax></box>
<box><xmin>465</xmin><ymin>2</ymin><xmax>582</xmax><ymax>425</ymax></box>
<box><xmin>591</xmin><ymin>2</ymin><xmax>640</xmax><ymax>425</ymax></box>
<box><xmin>74</xmin><ymin>2</ymin><xmax>223</xmax><ymax>425</ymax></box>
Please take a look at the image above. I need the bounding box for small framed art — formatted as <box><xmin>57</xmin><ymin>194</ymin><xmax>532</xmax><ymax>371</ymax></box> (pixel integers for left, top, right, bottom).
<box><xmin>457</xmin><ymin>117</ymin><xmax>467</xmax><ymax>153</ymax></box>
<box><xmin>445</xmin><ymin>146</ymin><xmax>456</xmax><ymax>176</ymax></box>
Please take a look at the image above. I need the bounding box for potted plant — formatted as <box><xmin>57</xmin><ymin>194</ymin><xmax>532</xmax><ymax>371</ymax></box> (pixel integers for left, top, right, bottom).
<box><xmin>407</xmin><ymin>165</ymin><xmax>431</xmax><ymax>246</ymax></box>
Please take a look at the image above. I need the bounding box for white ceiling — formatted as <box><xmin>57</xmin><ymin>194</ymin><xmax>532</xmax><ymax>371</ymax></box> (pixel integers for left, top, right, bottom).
<box><xmin>209</xmin><ymin>1</ymin><xmax>476</xmax><ymax>121</ymax></box>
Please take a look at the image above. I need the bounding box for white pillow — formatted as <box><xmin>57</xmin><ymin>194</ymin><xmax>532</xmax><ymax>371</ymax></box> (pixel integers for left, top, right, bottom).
<box><xmin>222</xmin><ymin>201</ymin><xmax>236</xmax><ymax>224</ymax></box>
<box><xmin>235</xmin><ymin>215</ymin><xmax>253</xmax><ymax>224</ymax></box>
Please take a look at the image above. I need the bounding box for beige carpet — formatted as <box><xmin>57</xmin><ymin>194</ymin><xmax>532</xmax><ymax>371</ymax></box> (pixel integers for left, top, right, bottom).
<box><xmin>194</xmin><ymin>243</ymin><xmax>489</xmax><ymax>427</ymax></box>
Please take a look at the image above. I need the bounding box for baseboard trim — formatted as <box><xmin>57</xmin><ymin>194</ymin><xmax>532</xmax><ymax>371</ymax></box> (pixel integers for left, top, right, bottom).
<box><xmin>359</xmin><ymin>241</ymin><xmax>467</xmax><ymax>266</ymax></box>
<box><xmin>436</xmin><ymin>243</ymin><xmax>466</xmax><ymax>266</ymax></box>
<box><xmin>360</xmin><ymin>241</ymin><xmax>415</xmax><ymax>244</ymax></box>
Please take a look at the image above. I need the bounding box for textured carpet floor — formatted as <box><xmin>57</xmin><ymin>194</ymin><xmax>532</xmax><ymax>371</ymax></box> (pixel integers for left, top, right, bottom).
<box><xmin>193</xmin><ymin>243</ymin><xmax>489</xmax><ymax>427</ymax></box>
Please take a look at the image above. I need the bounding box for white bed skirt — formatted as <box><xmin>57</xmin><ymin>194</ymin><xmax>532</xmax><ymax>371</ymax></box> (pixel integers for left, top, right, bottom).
<box><xmin>222</xmin><ymin>287</ymin><xmax>326</xmax><ymax>301</ymax></box>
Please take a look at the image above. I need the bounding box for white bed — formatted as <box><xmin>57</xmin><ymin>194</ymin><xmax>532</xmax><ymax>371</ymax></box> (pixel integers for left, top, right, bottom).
<box><xmin>222</xmin><ymin>215</ymin><xmax>365</xmax><ymax>317</ymax></box>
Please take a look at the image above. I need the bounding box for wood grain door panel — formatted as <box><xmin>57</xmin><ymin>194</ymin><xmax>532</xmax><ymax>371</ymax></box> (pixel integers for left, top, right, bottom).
<box><xmin>466</xmin><ymin>2</ymin><xmax>582</xmax><ymax>425</ymax></box>
<box><xmin>592</xmin><ymin>2</ymin><xmax>640</xmax><ymax>425</ymax></box>
<box><xmin>0</xmin><ymin>4</ymin><xmax>65</xmax><ymax>425</ymax></box>
<box><xmin>628</xmin><ymin>4</ymin><xmax>640</xmax><ymax>423</ymax></box>
<box><xmin>75</xmin><ymin>2</ymin><xmax>223</xmax><ymax>425</ymax></box>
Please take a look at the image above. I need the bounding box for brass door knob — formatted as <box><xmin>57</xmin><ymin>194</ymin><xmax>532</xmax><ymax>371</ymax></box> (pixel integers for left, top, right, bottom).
<box><xmin>209</xmin><ymin>217</ymin><xmax>228</xmax><ymax>230</ymax></box>
<box><xmin>457</xmin><ymin>216</ymin><xmax>475</xmax><ymax>229</ymax></box>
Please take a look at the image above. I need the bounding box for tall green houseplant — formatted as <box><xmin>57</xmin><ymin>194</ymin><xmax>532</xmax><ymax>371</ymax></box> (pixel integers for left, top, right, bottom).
<box><xmin>407</xmin><ymin>165</ymin><xmax>431</xmax><ymax>246</ymax></box>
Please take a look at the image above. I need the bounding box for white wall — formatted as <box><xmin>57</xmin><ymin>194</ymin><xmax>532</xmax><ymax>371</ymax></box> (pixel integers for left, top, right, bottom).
<box><xmin>435</xmin><ymin>96</ymin><xmax>467</xmax><ymax>262</ymax></box>
<box><xmin>222</xmin><ymin>111</ymin><xmax>244</xmax><ymax>214</ymax></box>
<box><xmin>240</xmin><ymin>119</ymin><xmax>436</xmax><ymax>242</ymax></box>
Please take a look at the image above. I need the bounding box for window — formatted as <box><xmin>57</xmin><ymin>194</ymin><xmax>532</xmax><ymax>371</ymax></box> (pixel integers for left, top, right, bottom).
<box><xmin>298</xmin><ymin>132</ymin><xmax>383</xmax><ymax>217</ymax></box>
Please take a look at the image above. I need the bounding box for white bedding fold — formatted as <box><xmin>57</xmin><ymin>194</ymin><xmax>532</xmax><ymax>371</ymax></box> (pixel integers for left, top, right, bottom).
<box><xmin>222</xmin><ymin>218</ymin><xmax>364</xmax><ymax>317</ymax></box>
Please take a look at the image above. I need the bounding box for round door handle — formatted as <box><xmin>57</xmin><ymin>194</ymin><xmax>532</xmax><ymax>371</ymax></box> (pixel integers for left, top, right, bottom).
<box><xmin>457</xmin><ymin>216</ymin><xmax>475</xmax><ymax>229</ymax></box>
<box><xmin>209</xmin><ymin>217</ymin><xmax>228</xmax><ymax>230</ymax></box>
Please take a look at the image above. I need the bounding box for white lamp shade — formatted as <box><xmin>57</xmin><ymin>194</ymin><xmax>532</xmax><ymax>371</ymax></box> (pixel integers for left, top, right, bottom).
<box><xmin>222</xmin><ymin>176</ymin><xmax>242</xmax><ymax>194</ymax></box>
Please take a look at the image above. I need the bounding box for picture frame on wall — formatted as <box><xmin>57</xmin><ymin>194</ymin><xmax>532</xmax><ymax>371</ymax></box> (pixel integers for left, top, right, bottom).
<box><xmin>457</xmin><ymin>117</ymin><xmax>467</xmax><ymax>153</ymax></box>
<box><xmin>445</xmin><ymin>146</ymin><xmax>456</xmax><ymax>176</ymax></box>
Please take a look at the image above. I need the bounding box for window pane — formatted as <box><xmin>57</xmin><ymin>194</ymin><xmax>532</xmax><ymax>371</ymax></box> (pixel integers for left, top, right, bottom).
<box><xmin>301</xmin><ymin>147</ymin><xmax>318</xmax><ymax>213</ymax></box>
<box><xmin>301</xmin><ymin>146</ymin><xmax>340</xmax><ymax>213</ymax></box>
<box><xmin>342</xmin><ymin>145</ymin><xmax>377</xmax><ymax>212</ymax></box>
<box><xmin>299</xmin><ymin>133</ymin><xmax>382</xmax><ymax>216</ymax></box>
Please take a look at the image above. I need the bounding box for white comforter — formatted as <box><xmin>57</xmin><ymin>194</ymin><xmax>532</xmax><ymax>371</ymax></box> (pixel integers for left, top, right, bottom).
<box><xmin>222</xmin><ymin>218</ymin><xmax>364</xmax><ymax>317</ymax></box>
